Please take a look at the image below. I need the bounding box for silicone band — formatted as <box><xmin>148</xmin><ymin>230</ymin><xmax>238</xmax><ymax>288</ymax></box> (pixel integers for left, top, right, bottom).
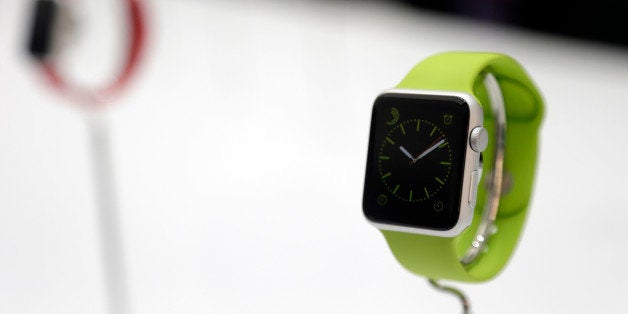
<box><xmin>381</xmin><ymin>52</ymin><xmax>543</xmax><ymax>282</ymax></box>
<box><xmin>36</xmin><ymin>0</ymin><xmax>147</xmax><ymax>109</ymax></box>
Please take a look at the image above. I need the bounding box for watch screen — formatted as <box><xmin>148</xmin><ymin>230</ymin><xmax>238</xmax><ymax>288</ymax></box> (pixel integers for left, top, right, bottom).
<box><xmin>363</xmin><ymin>92</ymin><xmax>470</xmax><ymax>230</ymax></box>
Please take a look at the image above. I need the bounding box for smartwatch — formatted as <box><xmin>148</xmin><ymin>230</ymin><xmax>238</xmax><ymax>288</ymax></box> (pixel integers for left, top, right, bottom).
<box><xmin>27</xmin><ymin>0</ymin><xmax>147</xmax><ymax>108</ymax></box>
<box><xmin>362</xmin><ymin>52</ymin><xmax>543</xmax><ymax>282</ymax></box>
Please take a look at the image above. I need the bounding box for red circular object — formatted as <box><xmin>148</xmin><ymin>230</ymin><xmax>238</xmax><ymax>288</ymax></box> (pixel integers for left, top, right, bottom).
<box><xmin>39</xmin><ymin>0</ymin><xmax>147</xmax><ymax>109</ymax></box>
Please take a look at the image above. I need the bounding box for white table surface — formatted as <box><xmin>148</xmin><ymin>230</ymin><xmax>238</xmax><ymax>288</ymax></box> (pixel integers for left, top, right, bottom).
<box><xmin>1</xmin><ymin>0</ymin><xmax>627</xmax><ymax>313</ymax></box>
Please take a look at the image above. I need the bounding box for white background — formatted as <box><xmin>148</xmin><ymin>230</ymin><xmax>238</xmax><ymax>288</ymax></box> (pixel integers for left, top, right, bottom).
<box><xmin>1</xmin><ymin>0</ymin><xmax>628</xmax><ymax>313</ymax></box>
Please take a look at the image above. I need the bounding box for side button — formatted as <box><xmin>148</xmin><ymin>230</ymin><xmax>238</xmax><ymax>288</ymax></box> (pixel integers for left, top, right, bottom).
<box><xmin>469</xmin><ymin>170</ymin><xmax>479</xmax><ymax>208</ymax></box>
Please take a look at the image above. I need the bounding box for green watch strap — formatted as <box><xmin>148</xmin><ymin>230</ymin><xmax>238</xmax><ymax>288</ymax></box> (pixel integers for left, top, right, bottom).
<box><xmin>381</xmin><ymin>52</ymin><xmax>543</xmax><ymax>282</ymax></box>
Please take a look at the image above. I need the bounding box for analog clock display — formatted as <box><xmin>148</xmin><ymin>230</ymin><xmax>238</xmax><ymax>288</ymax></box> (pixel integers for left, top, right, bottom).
<box><xmin>363</xmin><ymin>93</ymin><xmax>470</xmax><ymax>230</ymax></box>
<box><xmin>378</xmin><ymin>119</ymin><xmax>452</xmax><ymax>203</ymax></box>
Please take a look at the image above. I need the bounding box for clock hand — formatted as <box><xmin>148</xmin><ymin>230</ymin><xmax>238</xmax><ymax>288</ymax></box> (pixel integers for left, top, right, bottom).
<box><xmin>413</xmin><ymin>136</ymin><xmax>445</xmax><ymax>162</ymax></box>
<box><xmin>399</xmin><ymin>146</ymin><xmax>414</xmax><ymax>160</ymax></box>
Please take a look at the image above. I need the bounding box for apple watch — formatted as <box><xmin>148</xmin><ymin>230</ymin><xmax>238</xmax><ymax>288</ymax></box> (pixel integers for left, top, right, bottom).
<box><xmin>362</xmin><ymin>52</ymin><xmax>543</xmax><ymax>282</ymax></box>
<box><xmin>27</xmin><ymin>0</ymin><xmax>146</xmax><ymax>108</ymax></box>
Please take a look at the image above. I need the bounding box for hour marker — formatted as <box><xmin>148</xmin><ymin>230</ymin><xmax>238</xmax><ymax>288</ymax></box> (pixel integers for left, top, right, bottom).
<box><xmin>424</xmin><ymin>187</ymin><xmax>430</xmax><ymax>198</ymax></box>
<box><xmin>416</xmin><ymin>120</ymin><xmax>421</xmax><ymax>131</ymax></box>
<box><xmin>409</xmin><ymin>190</ymin><xmax>413</xmax><ymax>201</ymax></box>
<box><xmin>440</xmin><ymin>161</ymin><xmax>451</xmax><ymax>165</ymax></box>
<box><xmin>379</xmin><ymin>156</ymin><xmax>390</xmax><ymax>160</ymax></box>
<box><xmin>400</xmin><ymin>124</ymin><xmax>406</xmax><ymax>135</ymax></box>
<box><xmin>381</xmin><ymin>172</ymin><xmax>391</xmax><ymax>179</ymax></box>
<box><xmin>392</xmin><ymin>184</ymin><xmax>400</xmax><ymax>194</ymax></box>
<box><xmin>435</xmin><ymin>177</ymin><xmax>445</xmax><ymax>185</ymax></box>
<box><xmin>430</xmin><ymin>126</ymin><xmax>437</xmax><ymax>136</ymax></box>
<box><xmin>386</xmin><ymin>137</ymin><xmax>395</xmax><ymax>144</ymax></box>
<box><xmin>439</xmin><ymin>142</ymin><xmax>449</xmax><ymax>148</ymax></box>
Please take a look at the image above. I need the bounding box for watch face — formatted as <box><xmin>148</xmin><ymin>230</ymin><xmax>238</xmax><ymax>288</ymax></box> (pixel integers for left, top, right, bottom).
<box><xmin>363</xmin><ymin>92</ymin><xmax>470</xmax><ymax>231</ymax></box>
